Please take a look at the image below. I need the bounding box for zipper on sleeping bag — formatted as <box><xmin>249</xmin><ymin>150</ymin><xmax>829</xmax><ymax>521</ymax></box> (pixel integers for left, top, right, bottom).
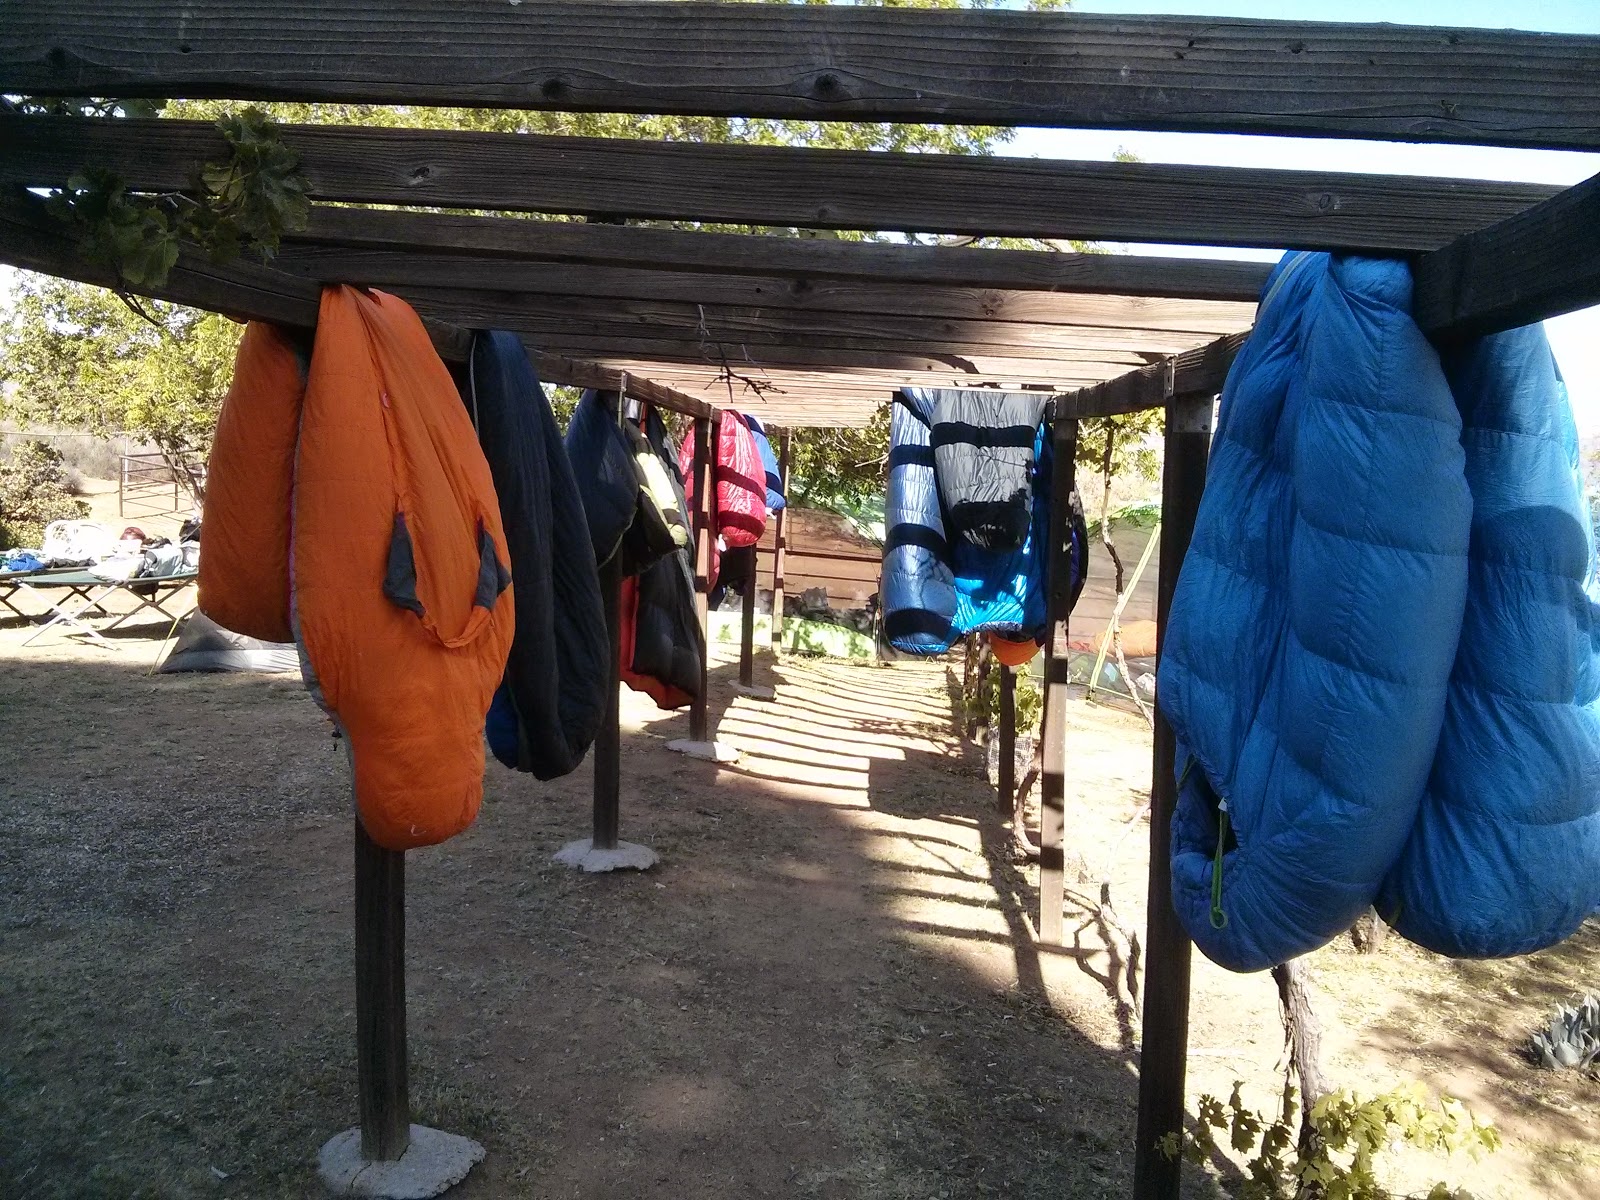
<box><xmin>1210</xmin><ymin>802</ymin><xmax>1231</xmax><ymax>929</ymax></box>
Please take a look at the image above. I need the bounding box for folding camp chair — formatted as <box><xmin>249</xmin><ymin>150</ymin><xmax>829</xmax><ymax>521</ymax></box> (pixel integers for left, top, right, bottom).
<box><xmin>17</xmin><ymin>570</ymin><xmax>197</xmax><ymax>647</ymax></box>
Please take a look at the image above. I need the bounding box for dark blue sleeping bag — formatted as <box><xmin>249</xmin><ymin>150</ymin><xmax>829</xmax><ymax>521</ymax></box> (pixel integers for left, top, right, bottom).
<box><xmin>882</xmin><ymin>389</ymin><xmax>958</xmax><ymax>653</ymax></box>
<box><xmin>1377</xmin><ymin>326</ymin><xmax>1600</xmax><ymax>957</ymax></box>
<box><xmin>469</xmin><ymin>331</ymin><xmax>608</xmax><ymax>779</ymax></box>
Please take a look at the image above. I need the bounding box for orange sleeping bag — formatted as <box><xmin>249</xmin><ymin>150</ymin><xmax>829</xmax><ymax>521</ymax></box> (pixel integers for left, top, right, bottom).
<box><xmin>198</xmin><ymin>322</ymin><xmax>307</xmax><ymax>644</ymax></box>
<box><xmin>200</xmin><ymin>287</ymin><xmax>514</xmax><ymax>850</ymax></box>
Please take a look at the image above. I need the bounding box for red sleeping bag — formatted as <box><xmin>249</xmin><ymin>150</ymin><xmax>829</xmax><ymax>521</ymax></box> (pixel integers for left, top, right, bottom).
<box><xmin>678</xmin><ymin>411</ymin><xmax>768</xmax><ymax>586</ymax></box>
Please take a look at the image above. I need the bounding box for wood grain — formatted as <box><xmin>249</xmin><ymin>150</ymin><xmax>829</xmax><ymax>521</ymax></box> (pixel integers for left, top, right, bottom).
<box><xmin>6</xmin><ymin>1</ymin><xmax>1597</xmax><ymax>148</ymax></box>
<box><xmin>1412</xmin><ymin>172</ymin><xmax>1600</xmax><ymax>339</ymax></box>
<box><xmin>294</xmin><ymin>208</ymin><xmax>1276</xmax><ymax>302</ymax></box>
<box><xmin>0</xmin><ymin>116</ymin><xmax>1558</xmax><ymax>252</ymax></box>
<box><xmin>271</xmin><ymin>246</ymin><xmax>1259</xmax><ymax>335</ymax></box>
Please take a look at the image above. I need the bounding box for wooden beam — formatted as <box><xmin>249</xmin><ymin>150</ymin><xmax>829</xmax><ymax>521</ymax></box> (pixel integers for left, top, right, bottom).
<box><xmin>1050</xmin><ymin>332</ymin><xmax>1250</xmax><ymax>421</ymax></box>
<box><xmin>292</xmin><ymin>207</ymin><xmax>1276</xmax><ymax>302</ymax></box>
<box><xmin>689</xmin><ymin>416</ymin><xmax>714</xmax><ymax>744</ymax></box>
<box><xmin>452</xmin><ymin>334</ymin><xmax>1151</xmax><ymax>385</ymax></box>
<box><xmin>1131</xmin><ymin>396</ymin><xmax>1213</xmax><ymax>1200</ymax></box>
<box><xmin>0</xmin><ymin>117</ymin><xmax>1559</xmax><ymax>252</ymax></box>
<box><xmin>271</xmin><ymin>245</ymin><xmax>1260</xmax><ymax>335</ymax></box>
<box><xmin>7</xmin><ymin>2</ymin><xmax>1598</xmax><ymax>149</ymax></box>
<box><xmin>1413</xmin><ymin>171</ymin><xmax>1600</xmax><ymax>340</ymax></box>
<box><xmin>0</xmin><ymin>189</ymin><xmax>723</xmax><ymax>415</ymax></box>
<box><xmin>1037</xmin><ymin>418</ymin><xmax>1079</xmax><ymax>946</ymax></box>
<box><xmin>395</xmin><ymin>287</ymin><xmax>1225</xmax><ymax>361</ymax></box>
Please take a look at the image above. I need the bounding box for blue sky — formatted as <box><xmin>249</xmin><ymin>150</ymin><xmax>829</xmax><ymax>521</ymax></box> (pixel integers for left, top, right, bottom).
<box><xmin>1010</xmin><ymin>0</ymin><xmax>1600</xmax><ymax>429</ymax></box>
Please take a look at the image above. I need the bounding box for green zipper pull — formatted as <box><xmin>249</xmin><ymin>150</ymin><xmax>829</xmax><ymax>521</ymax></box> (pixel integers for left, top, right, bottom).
<box><xmin>1209</xmin><ymin>803</ymin><xmax>1231</xmax><ymax>930</ymax></box>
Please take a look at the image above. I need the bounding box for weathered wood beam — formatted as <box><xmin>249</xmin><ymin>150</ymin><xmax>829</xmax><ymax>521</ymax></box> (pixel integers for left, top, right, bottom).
<box><xmin>1050</xmin><ymin>332</ymin><xmax>1250</xmax><ymax>421</ymax></box>
<box><xmin>0</xmin><ymin>188</ymin><xmax>715</xmax><ymax>416</ymax></box>
<box><xmin>0</xmin><ymin>117</ymin><xmax>1559</xmax><ymax>252</ymax></box>
<box><xmin>292</xmin><ymin>207</ymin><xmax>1275</xmax><ymax>302</ymax></box>
<box><xmin>1412</xmin><ymin>171</ymin><xmax>1600</xmax><ymax>340</ymax></box>
<box><xmin>6</xmin><ymin>1</ymin><xmax>1598</xmax><ymax>149</ymax></box>
<box><xmin>460</xmin><ymin>332</ymin><xmax>1148</xmax><ymax>383</ymax></box>
<box><xmin>271</xmin><ymin>245</ymin><xmax>1258</xmax><ymax>335</ymax></box>
<box><xmin>395</xmin><ymin>286</ymin><xmax>1221</xmax><ymax>360</ymax></box>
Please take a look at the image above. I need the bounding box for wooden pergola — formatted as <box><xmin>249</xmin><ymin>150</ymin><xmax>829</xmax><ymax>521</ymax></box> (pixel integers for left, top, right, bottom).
<box><xmin>3</xmin><ymin>4</ymin><xmax>1597</xmax><ymax>1197</ymax></box>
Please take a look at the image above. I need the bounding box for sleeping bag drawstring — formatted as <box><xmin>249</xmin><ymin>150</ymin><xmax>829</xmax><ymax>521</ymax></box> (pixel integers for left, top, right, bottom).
<box><xmin>1210</xmin><ymin>803</ymin><xmax>1231</xmax><ymax>929</ymax></box>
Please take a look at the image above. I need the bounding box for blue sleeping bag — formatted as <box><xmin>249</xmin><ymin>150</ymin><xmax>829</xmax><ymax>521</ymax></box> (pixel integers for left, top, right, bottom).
<box><xmin>882</xmin><ymin>389</ymin><xmax>959</xmax><ymax>653</ymax></box>
<box><xmin>1377</xmin><ymin>327</ymin><xmax>1600</xmax><ymax>957</ymax></box>
<box><xmin>743</xmin><ymin>414</ymin><xmax>787</xmax><ymax>512</ymax></box>
<box><xmin>468</xmin><ymin>331</ymin><xmax>609</xmax><ymax>779</ymax></box>
<box><xmin>950</xmin><ymin>421</ymin><xmax>1051</xmax><ymax>641</ymax></box>
<box><xmin>1158</xmin><ymin>253</ymin><xmax>1473</xmax><ymax>972</ymax></box>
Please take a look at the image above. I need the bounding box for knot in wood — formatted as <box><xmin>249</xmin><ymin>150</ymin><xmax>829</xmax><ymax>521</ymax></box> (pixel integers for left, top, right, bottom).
<box><xmin>812</xmin><ymin>72</ymin><xmax>843</xmax><ymax>98</ymax></box>
<box><xmin>409</xmin><ymin>165</ymin><xmax>433</xmax><ymax>185</ymax></box>
<box><xmin>1313</xmin><ymin>192</ymin><xmax>1340</xmax><ymax>214</ymax></box>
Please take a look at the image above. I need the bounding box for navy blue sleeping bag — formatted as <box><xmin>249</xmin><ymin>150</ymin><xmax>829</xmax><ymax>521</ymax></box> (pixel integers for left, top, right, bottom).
<box><xmin>469</xmin><ymin>331</ymin><xmax>608</xmax><ymax>779</ymax></box>
<box><xmin>1158</xmin><ymin>253</ymin><xmax>1473</xmax><ymax>972</ymax></box>
<box><xmin>1377</xmin><ymin>327</ymin><xmax>1600</xmax><ymax>957</ymax></box>
<box><xmin>882</xmin><ymin>389</ymin><xmax>959</xmax><ymax>653</ymax></box>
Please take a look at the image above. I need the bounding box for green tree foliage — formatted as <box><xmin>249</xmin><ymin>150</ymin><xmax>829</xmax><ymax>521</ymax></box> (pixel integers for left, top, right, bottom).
<box><xmin>787</xmin><ymin>405</ymin><xmax>891</xmax><ymax>511</ymax></box>
<box><xmin>0</xmin><ymin>274</ymin><xmax>243</xmax><ymax>460</ymax></box>
<box><xmin>0</xmin><ymin>440</ymin><xmax>90</xmax><ymax>550</ymax></box>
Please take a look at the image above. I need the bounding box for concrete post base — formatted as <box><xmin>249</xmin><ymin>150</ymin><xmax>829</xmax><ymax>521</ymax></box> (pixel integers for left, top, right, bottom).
<box><xmin>666</xmin><ymin>738</ymin><xmax>742</xmax><ymax>764</ymax></box>
<box><xmin>734</xmin><ymin>683</ymin><xmax>776</xmax><ymax>701</ymax></box>
<box><xmin>318</xmin><ymin>1125</ymin><xmax>484</xmax><ymax>1198</ymax></box>
<box><xmin>553</xmin><ymin>838</ymin><xmax>659</xmax><ymax>872</ymax></box>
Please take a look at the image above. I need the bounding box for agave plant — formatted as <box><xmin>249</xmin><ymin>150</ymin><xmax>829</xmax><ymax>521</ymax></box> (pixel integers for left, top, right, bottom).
<box><xmin>1530</xmin><ymin>994</ymin><xmax>1600</xmax><ymax>1071</ymax></box>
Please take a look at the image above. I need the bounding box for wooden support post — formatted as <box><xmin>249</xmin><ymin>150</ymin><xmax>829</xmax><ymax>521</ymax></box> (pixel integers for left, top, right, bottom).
<box><xmin>997</xmin><ymin>665</ymin><xmax>1016</xmax><ymax>815</ymax></box>
<box><xmin>738</xmin><ymin>547</ymin><xmax>757</xmax><ymax>688</ymax></box>
<box><xmin>690</xmin><ymin>414</ymin><xmax>714</xmax><ymax>743</ymax></box>
<box><xmin>1037</xmin><ymin>418</ymin><xmax>1080</xmax><ymax>945</ymax></box>
<box><xmin>353</xmin><ymin>817</ymin><xmax>410</xmax><ymax>1161</ymax></box>
<box><xmin>974</xmin><ymin>643</ymin><xmax>993</xmax><ymax>740</ymax></box>
<box><xmin>592</xmin><ymin>551</ymin><xmax>623</xmax><ymax>852</ymax></box>
<box><xmin>771</xmin><ymin>430</ymin><xmax>791</xmax><ymax>647</ymax></box>
<box><xmin>1132</xmin><ymin>394</ymin><xmax>1214</xmax><ymax>1200</ymax></box>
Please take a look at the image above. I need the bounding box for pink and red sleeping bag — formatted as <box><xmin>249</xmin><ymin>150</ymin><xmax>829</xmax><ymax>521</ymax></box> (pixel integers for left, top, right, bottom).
<box><xmin>677</xmin><ymin>411</ymin><xmax>768</xmax><ymax>588</ymax></box>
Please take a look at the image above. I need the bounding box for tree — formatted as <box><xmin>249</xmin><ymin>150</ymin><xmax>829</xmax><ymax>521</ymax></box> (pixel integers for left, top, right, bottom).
<box><xmin>0</xmin><ymin>440</ymin><xmax>90</xmax><ymax>551</ymax></box>
<box><xmin>0</xmin><ymin>273</ymin><xmax>243</xmax><ymax>494</ymax></box>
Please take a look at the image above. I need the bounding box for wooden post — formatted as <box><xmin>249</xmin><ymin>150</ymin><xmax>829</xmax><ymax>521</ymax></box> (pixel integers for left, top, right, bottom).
<box><xmin>354</xmin><ymin>817</ymin><xmax>410</xmax><ymax>1161</ymax></box>
<box><xmin>974</xmin><ymin>642</ymin><xmax>993</xmax><ymax>740</ymax></box>
<box><xmin>592</xmin><ymin>550</ymin><xmax>623</xmax><ymax>852</ymax></box>
<box><xmin>1132</xmin><ymin>393</ymin><xmax>1213</xmax><ymax>1200</ymax></box>
<box><xmin>997</xmin><ymin>664</ymin><xmax>1016</xmax><ymax>814</ymax></box>
<box><xmin>738</xmin><ymin>546</ymin><xmax>757</xmax><ymax>688</ymax></box>
<box><xmin>1037</xmin><ymin>418</ymin><xmax>1079</xmax><ymax>945</ymax></box>
<box><xmin>690</xmin><ymin>413</ymin><xmax>714</xmax><ymax>743</ymax></box>
<box><xmin>771</xmin><ymin>430</ymin><xmax>791</xmax><ymax>647</ymax></box>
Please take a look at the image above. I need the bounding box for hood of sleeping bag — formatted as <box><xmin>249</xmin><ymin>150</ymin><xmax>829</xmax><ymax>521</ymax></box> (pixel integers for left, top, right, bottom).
<box><xmin>680</xmin><ymin>410</ymin><xmax>769</xmax><ymax>552</ymax></box>
<box><xmin>931</xmin><ymin>391</ymin><xmax>1049</xmax><ymax>552</ymax></box>
<box><xmin>742</xmin><ymin>414</ymin><xmax>787</xmax><ymax>512</ymax></box>
<box><xmin>294</xmin><ymin>287</ymin><xmax>515</xmax><ymax>851</ymax></box>
<box><xmin>1157</xmin><ymin>252</ymin><xmax>1472</xmax><ymax>972</ymax></box>
<box><xmin>469</xmin><ymin>330</ymin><xmax>609</xmax><ymax>780</ymax></box>
<box><xmin>1376</xmin><ymin>326</ymin><xmax>1600</xmax><ymax>958</ymax></box>
<box><xmin>881</xmin><ymin>388</ymin><xmax>959</xmax><ymax>654</ymax></box>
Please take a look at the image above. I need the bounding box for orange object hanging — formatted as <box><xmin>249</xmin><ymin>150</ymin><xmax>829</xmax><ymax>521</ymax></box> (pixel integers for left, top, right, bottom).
<box><xmin>293</xmin><ymin>287</ymin><xmax>514</xmax><ymax>849</ymax></box>
<box><xmin>198</xmin><ymin>322</ymin><xmax>307</xmax><ymax>644</ymax></box>
<box><xmin>988</xmin><ymin>634</ymin><xmax>1041</xmax><ymax>667</ymax></box>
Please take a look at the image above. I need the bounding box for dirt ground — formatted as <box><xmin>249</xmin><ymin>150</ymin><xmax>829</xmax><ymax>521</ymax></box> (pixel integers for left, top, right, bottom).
<box><xmin>1</xmin><ymin>592</ymin><xmax>1595</xmax><ymax>1200</ymax></box>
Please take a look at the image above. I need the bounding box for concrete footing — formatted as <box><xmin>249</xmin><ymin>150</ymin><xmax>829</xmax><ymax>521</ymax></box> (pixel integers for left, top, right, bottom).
<box><xmin>734</xmin><ymin>683</ymin><xmax>776</xmax><ymax>701</ymax></box>
<box><xmin>666</xmin><ymin>738</ymin><xmax>742</xmax><ymax>764</ymax></box>
<box><xmin>553</xmin><ymin>838</ymin><xmax>659</xmax><ymax>872</ymax></box>
<box><xmin>318</xmin><ymin>1125</ymin><xmax>484</xmax><ymax>1198</ymax></box>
